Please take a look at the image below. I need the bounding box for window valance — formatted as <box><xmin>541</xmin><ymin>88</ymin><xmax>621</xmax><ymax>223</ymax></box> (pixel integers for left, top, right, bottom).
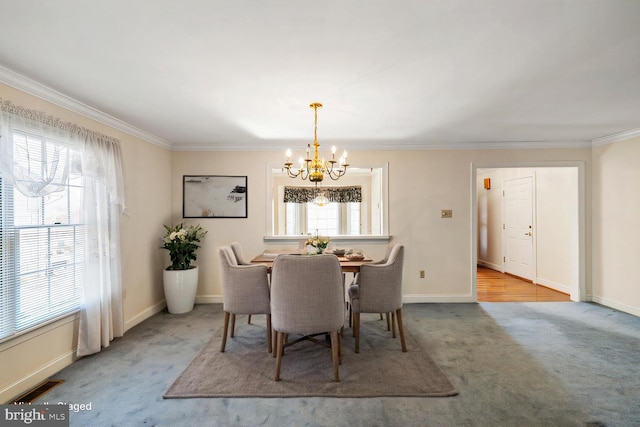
<box><xmin>284</xmin><ymin>186</ymin><xmax>362</xmax><ymax>203</ymax></box>
<box><xmin>0</xmin><ymin>99</ymin><xmax>120</xmax><ymax>144</ymax></box>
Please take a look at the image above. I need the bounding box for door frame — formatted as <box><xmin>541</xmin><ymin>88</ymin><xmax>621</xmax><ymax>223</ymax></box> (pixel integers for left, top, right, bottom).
<box><xmin>470</xmin><ymin>161</ymin><xmax>586</xmax><ymax>302</ymax></box>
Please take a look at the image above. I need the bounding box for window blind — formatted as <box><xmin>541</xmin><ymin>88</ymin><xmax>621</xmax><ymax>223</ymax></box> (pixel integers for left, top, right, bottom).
<box><xmin>0</xmin><ymin>131</ymin><xmax>85</xmax><ymax>342</ymax></box>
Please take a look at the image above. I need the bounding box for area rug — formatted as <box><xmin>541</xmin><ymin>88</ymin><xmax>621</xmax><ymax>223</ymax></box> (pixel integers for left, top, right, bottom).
<box><xmin>164</xmin><ymin>315</ymin><xmax>458</xmax><ymax>398</ymax></box>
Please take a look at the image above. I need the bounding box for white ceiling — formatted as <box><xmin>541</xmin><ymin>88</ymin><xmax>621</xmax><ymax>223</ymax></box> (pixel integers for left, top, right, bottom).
<box><xmin>1</xmin><ymin>0</ymin><xmax>639</xmax><ymax>151</ymax></box>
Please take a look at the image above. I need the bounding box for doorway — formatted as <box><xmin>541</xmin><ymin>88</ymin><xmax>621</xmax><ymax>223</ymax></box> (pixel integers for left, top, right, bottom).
<box><xmin>472</xmin><ymin>163</ymin><xmax>585</xmax><ymax>302</ymax></box>
<box><xmin>477</xmin><ymin>266</ymin><xmax>570</xmax><ymax>302</ymax></box>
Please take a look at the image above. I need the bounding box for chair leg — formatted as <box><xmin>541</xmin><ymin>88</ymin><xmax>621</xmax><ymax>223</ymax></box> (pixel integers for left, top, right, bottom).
<box><xmin>330</xmin><ymin>330</ymin><xmax>340</xmax><ymax>382</ymax></box>
<box><xmin>352</xmin><ymin>312</ymin><xmax>356</xmax><ymax>337</ymax></box>
<box><xmin>379</xmin><ymin>313</ymin><xmax>384</xmax><ymax>320</ymax></box>
<box><xmin>274</xmin><ymin>331</ymin><xmax>284</xmax><ymax>381</ymax></box>
<box><xmin>354</xmin><ymin>312</ymin><xmax>361</xmax><ymax>353</ymax></box>
<box><xmin>271</xmin><ymin>328</ymin><xmax>276</xmax><ymax>358</ymax></box>
<box><xmin>386</xmin><ymin>312</ymin><xmax>391</xmax><ymax>331</ymax></box>
<box><xmin>220</xmin><ymin>311</ymin><xmax>230</xmax><ymax>352</ymax></box>
<box><xmin>266</xmin><ymin>314</ymin><xmax>272</xmax><ymax>353</ymax></box>
<box><xmin>248</xmin><ymin>314</ymin><xmax>252</xmax><ymax>324</ymax></box>
<box><xmin>391</xmin><ymin>311</ymin><xmax>397</xmax><ymax>338</ymax></box>
<box><xmin>338</xmin><ymin>329</ymin><xmax>342</xmax><ymax>365</ymax></box>
<box><xmin>230</xmin><ymin>313</ymin><xmax>236</xmax><ymax>338</ymax></box>
<box><xmin>396</xmin><ymin>308</ymin><xmax>407</xmax><ymax>352</ymax></box>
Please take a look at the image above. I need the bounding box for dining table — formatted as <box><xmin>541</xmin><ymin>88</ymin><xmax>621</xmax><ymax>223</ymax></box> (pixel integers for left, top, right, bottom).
<box><xmin>250</xmin><ymin>251</ymin><xmax>372</xmax><ymax>273</ymax></box>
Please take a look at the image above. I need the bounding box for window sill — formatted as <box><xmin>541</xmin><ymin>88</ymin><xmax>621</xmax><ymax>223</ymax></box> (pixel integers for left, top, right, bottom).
<box><xmin>0</xmin><ymin>311</ymin><xmax>80</xmax><ymax>350</ymax></box>
<box><xmin>263</xmin><ymin>235</ymin><xmax>391</xmax><ymax>243</ymax></box>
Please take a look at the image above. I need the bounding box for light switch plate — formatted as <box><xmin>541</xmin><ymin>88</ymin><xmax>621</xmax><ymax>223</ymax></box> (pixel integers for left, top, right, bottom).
<box><xmin>441</xmin><ymin>209</ymin><xmax>453</xmax><ymax>218</ymax></box>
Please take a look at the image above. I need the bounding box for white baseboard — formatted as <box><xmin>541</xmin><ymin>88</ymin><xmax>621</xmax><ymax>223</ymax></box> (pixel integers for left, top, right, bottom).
<box><xmin>535</xmin><ymin>277</ymin><xmax>571</xmax><ymax>294</ymax></box>
<box><xmin>195</xmin><ymin>295</ymin><xmax>223</xmax><ymax>304</ymax></box>
<box><xmin>590</xmin><ymin>295</ymin><xmax>640</xmax><ymax>318</ymax></box>
<box><xmin>0</xmin><ymin>350</ymin><xmax>76</xmax><ymax>404</ymax></box>
<box><xmin>194</xmin><ymin>295</ymin><xmax>477</xmax><ymax>304</ymax></box>
<box><xmin>125</xmin><ymin>301</ymin><xmax>167</xmax><ymax>332</ymax></box>
<box><xmin>403</xmin><ymin>294</ymin><xmax>476</xmax><ymax>303</ymax></box>
<box><xmin>477</xmin><ymin>260</ymin><xmax>503</xmax><ymax>272</ymax></box>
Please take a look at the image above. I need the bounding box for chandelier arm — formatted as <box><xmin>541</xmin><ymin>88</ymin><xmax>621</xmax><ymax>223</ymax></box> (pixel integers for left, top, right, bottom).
<box><xmin>285</xmin><ymin>167</ymin><xmax>301</xmax><ymax>179</ymax></box>
<box><xmin>327</xmin><ymin>170</ymin><xmax>345</xmax><ymax>180</ymax></box>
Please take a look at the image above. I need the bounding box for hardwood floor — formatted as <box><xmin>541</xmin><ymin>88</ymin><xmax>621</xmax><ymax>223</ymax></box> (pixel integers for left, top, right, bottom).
<box><xmin>477</xmin><ymin>266</ymin><xmax>570</xmax><ymax>302</ymax></box>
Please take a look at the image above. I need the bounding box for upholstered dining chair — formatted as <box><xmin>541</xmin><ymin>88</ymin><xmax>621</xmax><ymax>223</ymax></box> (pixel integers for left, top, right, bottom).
<box><xmin>218</xmin><ymin>246</ymin><xmax>272</xmax><ymax>353</ymax></box>
<box><xmin>270</xmin><ymin>254</ymin><xmax>345</xmax><ymax>382</ymax></box>
<box><xmin>230</xmin><ymin>241</ymin><xmax>251</xmax><ymax>265</ymax></box>
<box><xmin>348</xmin><ymin>244</ymin><xmax>407</xmax><ymax>353</ymax></box>
<box><xmin>230</xmin><ymin>241</ymin><xmax>258</xmax><ymax>325</ymax></box>
<box><xmin>350</xmin><ymin>243</ymin><xmax>394</xmax><ymax>329</ymax></box>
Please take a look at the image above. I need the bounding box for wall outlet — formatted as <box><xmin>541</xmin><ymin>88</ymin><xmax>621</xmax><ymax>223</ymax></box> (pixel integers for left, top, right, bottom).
<box><xmin>441</xmin><ymin>209</ymin><xmax>453</xmax><ymax>218</ymax></box>
<box><xmin>419</xmin><ymin>270</ymin><xmax>425</xmax><ymax>278</ymax></box>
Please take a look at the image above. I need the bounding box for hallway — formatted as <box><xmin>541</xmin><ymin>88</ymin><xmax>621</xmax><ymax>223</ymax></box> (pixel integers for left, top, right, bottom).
<box><xmin>477</xmin><ymin>266</ymin><xmax>570</xmax><ymax>302</ymax></box>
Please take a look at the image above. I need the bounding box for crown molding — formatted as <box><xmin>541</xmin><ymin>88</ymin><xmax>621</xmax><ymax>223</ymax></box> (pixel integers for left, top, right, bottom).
<box><xmin>171</xmin><ymin>139</ymin><xmax>593</xmax><ymax>152</ymax></box>
<box><xmin>591</xmin><ymin>128</ymin><xmax>640</xmax><ymax>146</ymax></box>
<box><xmin>0</xmin><ymin>65</ymin><xmax>173</xmax><ymax>150</ymax></box>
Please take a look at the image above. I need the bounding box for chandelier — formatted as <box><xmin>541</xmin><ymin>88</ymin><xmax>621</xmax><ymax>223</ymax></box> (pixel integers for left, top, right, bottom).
<box><xmin>284</xmin><ymin>102</ymin><xmax>349</xmax><ymax>183</ymax></box>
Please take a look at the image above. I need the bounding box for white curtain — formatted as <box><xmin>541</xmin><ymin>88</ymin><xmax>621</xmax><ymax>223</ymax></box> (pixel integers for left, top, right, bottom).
<box><xmin>0</xmin><ymin>103</ymin><xmax>73</xmax><ymax>197</ymax></box>
<box><xmin>76</xmin><ymin>133</ymin><xmax>126</xmax><ymax>357</ymax></box>
<box><xmin>0</xmin><ymin>99</ymin><xmax>125</xmax><ymax>357</ymax></box>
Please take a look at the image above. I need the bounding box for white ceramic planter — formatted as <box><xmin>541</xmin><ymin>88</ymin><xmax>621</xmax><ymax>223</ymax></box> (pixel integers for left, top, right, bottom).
<box><xmin>163</xmin><ymin>266</ymin><xmax>199</xmax><ymax>314</ymax></box>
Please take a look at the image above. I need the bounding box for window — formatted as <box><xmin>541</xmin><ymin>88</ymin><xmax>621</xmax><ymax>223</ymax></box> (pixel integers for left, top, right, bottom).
<box><xmin>270</xmin><ymin>165</ymin><xmax>389</xmax><ymax>238</ymax></box>
<box><xmin>285</xmin><ymin>202</ymin><xmax>361</xmax><ymax>236</ymax></box>
<box><xmin>0</xmin><ymin>130</ymin><xmax>84</xmax><ymax>342</ymax></box>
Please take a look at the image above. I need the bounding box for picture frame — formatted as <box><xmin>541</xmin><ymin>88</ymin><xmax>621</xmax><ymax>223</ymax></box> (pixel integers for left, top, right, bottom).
<box><xmin>183</xmin><ymin>175</ymin><xmax>248</xmax><ymax>218</ymax></box>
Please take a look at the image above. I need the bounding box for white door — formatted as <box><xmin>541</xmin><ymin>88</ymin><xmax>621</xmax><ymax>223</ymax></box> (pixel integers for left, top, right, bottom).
<box><xmin>504</xmin><ymin>176</ymin><xmax>535</xmax><ymax>281</ymax></box>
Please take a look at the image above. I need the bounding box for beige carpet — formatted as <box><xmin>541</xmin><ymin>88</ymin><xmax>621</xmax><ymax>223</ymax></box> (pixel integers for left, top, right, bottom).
<box><xmin>164</xmin><ymin>315</ymin><xmax>458</xmax><ymax>398</ymax></box>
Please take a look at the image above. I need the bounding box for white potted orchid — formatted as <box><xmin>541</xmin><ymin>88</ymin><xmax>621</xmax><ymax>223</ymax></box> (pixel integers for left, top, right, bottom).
<box><xmin>161</xmin><ymin>223</ymin><xmax>207</xmax><ymax>313</ymax></box>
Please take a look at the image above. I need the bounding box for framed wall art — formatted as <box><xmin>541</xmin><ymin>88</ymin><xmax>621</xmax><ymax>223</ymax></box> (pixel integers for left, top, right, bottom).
<box><xmin>183</xmin><ymin>175</ymin><xmax>248</xmax><ymax>218</ymax></box>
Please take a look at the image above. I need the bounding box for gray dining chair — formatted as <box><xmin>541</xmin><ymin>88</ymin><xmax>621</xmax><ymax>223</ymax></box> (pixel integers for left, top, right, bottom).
<box><xmin>230</xmin><ymin>241</ymin><xmax>259</xmax><ymax>325</ymax></box>
<box><xmin>218</xmin><ymin>245</ymin><xmax>272</xmax><ymax>353</ymax></box>
<box><xmin>350</xmin><ymin>243</ymin><xmax>395</xmax><ymax>329</ymax></box>
<box><xmin>230</xmin><ymin>241</ymin><xmax>251</xmax><ymax>265</ymax></box>
<box><xmin>270</xmin><ymin>254</ymin><xmax>345</xmax><ymax>382</ymax></box>
<box><xmin>348</xmin><ymin>244</ymin><xmax>407</xmax><ymax>353</ymax></box>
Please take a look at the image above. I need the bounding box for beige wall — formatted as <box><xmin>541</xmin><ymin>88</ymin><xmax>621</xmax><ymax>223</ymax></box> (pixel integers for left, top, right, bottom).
<box><xmin>592</xmin><ymin>137</ymin><xmax>640</xmax><ymax>315</ymax></box>
<box><xmin>171</xmin><ymin>148</ymin><xmax>592</xmax><ymax>303</ymax></box>
<box><xmin>536</xmin><ymin>167</ymin><xmax>579</xmax><ymax>294</ymax></box>
<box><xmin>0</xmin><ymin>83</ymin><xmax>172</xmax><ymax>402</ymax></box>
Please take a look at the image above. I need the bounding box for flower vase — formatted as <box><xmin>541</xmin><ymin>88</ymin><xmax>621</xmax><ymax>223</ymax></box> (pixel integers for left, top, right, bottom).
<box><xmin>163</xmin><ymin>266</ymin><xmax>199</xmax><ymax>314</ymax></box>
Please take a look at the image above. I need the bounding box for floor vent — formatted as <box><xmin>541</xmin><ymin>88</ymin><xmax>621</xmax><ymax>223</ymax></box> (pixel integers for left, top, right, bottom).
<box><xmin>12</xmin><ymin>380</ymin><xmax>64</xmax><ymax>404</ymax></box>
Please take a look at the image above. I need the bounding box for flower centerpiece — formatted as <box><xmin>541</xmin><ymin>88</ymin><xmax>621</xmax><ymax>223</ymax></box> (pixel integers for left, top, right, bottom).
<box><xmin>161</xmin><ymin>223</ymin><xmax>208</xmax><ymax>270</ymax></box>
<box><xmin>305</xmin><ymin>231</ymin><xmax>329</xmax><ymax>255</ymax></box>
